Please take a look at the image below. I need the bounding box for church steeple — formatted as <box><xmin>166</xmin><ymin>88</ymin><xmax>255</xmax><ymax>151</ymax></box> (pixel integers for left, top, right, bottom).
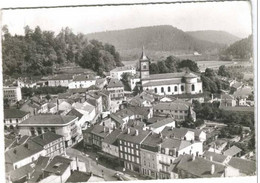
<box><xmin>140</xmin><ymin>46</ymin><xmax>148</xmax><ymax>60</ymax></box>
<box><xmin>139</xmin><ymin>46</ymin><xmax>150</xmax><ymax>79</ymax></box>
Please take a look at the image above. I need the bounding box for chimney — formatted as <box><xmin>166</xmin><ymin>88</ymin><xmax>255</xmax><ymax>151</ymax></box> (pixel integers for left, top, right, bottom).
<box><xmin>210</xmin><ymin>164</ymin><xmax>215</xmax><ymax>175</ymax></box>
<box><xmin>224</xmin><ymin>166</ymin><xmax>228</xmax><ymax>177</ymax></box>
<box><xmin>135</xmin><ymin>129</ymin><xmax>139</xmax><ymax>136</ymax></box>
<box><xmin>192</xmin><ymin>154</ymin><xmax>195</xmax><ymax>161</ymax></box>
<box><xmin>209</xmin><ymin>156</ymin><xmax>213</xmax><ymax>161</ymax></box>
<box><xmin>127</xmin><ymin>128</ymin><xmax>131</xmax><ymax>134</ymax></box>
<box><xmin>158</xmin><ymin>144</ymin><xmax>162</xmax><ymax>152</ymax></box>
<box><xmin>27</xmin><ymin>173</ymin><xmax>31</xmax><ymax>180</ymax></box>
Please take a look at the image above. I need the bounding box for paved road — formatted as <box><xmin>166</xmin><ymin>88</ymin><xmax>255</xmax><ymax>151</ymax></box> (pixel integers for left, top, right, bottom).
<box><xmin>66</xmin><ymin>148</ymin><xmax>119</xmax><ymax>181</ymax></box>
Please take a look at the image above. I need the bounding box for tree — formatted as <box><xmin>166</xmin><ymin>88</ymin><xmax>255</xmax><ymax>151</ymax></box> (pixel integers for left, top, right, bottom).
<box><xmin>177</xmin><ymin>60</ymin><xmax>199</xmax><ymax>73</ymax></box>
<box><xmin>218</xmin><ymin>65</ymin><xmax>230</xmax><ymax>77</ymax></box>
<box><xmin>205</xmin><ymin>68</ymin><xmax>216</xmax><ymax>78</ymax></box>
<box><xmin>121</xmin><ymin>72</ymin><xmax>132</xmax><ymax>91</ymax></box>
<box><xmin>149</xmin><ymin>63</ymin><xmax>159</xmax><ymax>74</ymax></box>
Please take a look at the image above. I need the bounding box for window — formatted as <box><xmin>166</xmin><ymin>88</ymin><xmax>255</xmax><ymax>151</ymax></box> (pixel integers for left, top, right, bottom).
<box><xmin>136</xmin><ymin>150</ymin><xmax>139</xmax><ymax>156</ymax></box>
<box><xmin>174</xmin><ymin>86</ymin><xmax>178</xmax><ymax>92</ymax></box>
<box><xmin>128</xmin><ymin>155</ymin><xmax>131</xmax><ymax>161</ymax></box>
<box><xmin>132</xmin><ymin>156</ymin><xmax>135</xmax><ymax>162</ymax></box>
<box><xmin>120</xmin><ymin>146</ymin><xmax>123</xmax><ymax>151</ymax></box>
<box><xmin>128</xmin><ymin>148</ymin><xmax>131</xmax><ymax>153</ymax></box>
<box><xmin>161</xmin><ymin>148</ymin><xmax>165</xmax><ymax>154</ymax></box>
<box><xmin>168</xmin><ymin>87</ymin><xmax>171</xmax><ymax>92</ymax></box>
<box><xmin>124</xmin><ymin>147</ymin><xmax>127</xmax><ymax>152</ymax></box>
<box><xmin>192</xmin><ymin>84</ymin><xmax>195</xmax><ymax>91</ymax></box>
<box><xmin>120</xmin><ymin>152</ymin><xmax>123</xmax><ymax>158</ymax></box>
<box><xmin>161</xmin><ymin>87</ymin><xmax>164</xmax><ymax>93</ymax></box>
<box><xmin>181</xmin><ymin>85</ymin><xmax>184</xmax><ymax>92</ymax></box>
<box><xmin>119</xmin><ymin>140</ymin><xmax>122</xmax><ymax>144</ymax></box>
<box><xmin>136</xmin><ymin>158</ymin><xmax>140</xmax><ymax>164</ymax></box>
<box><xmin>154</xmin><ymin>88</ymin><xmax>157</xmax><ymax>93</ymax></box>
<box><xmin>169</xmin><ymin>150</ymin><xmax>173</xmax><ymax>156</ymax></box>
<box><xmin>131</xmin><ymin>149</ymin><xmax>134</xmax><ymax>154</ymax></box>
<box><xmin>136</xmin><ymin>144</ymin><xmax>139</xmax><ymax>149</ymax></box>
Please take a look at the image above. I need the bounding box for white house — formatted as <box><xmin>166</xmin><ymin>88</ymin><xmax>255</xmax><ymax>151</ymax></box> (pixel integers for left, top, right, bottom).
<box><xmin>3</xmin><ymin>86</ymin><xmax>22</xmax><ymax>103</ymax></box>
<box><xmin>68</xmin><ymin>75</ymin><xmax>96</xmax><ymax>89</ymax></box>
<box><xmin>147</xmin><ymin>118</ymin><xmax>176</xmax><ymax>134</ymax></box>
<box><xmin>110</xmin><ymin>66</ymin><xmax>136</xmax><ymax>80</ymax></box>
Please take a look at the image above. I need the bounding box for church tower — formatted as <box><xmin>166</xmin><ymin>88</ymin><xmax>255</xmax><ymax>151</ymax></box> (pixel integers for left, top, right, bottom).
<box><xmin>139</xmin><ymin>46</ymin><xmax>150</xmax><ymax>79</ymax></box>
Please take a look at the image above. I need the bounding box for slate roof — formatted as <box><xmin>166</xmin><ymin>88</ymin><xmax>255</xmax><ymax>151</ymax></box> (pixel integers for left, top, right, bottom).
<box><xmin>142</xmin><ymin>72</ymin><xmax>198</xmax><ymax>81</ymax></box>
<box><xmin>142</xmin><ymin>79</ymin><xmax>181</xmax><ymax>87</ymax></box>
<box><xmin>223</xmin><ymin>146</ymin><xmax>242</xmax><ymax>156</ymax></box>
<box><xmin>91</xmin><ymin>125</ymin><xmax>110</xmax><ymax>138</ymax></box>
<box><xmin>19</xmin><ymin>115</ymin><xmax>77</xmax><ymax>126</ymax></box>
<box><xmin>49</xmin><ymin>74</ymin><xmax>73</xmax><ymax>80</ymax></box>
<box><xmin>103</xmin><ymin>129</ymin><xmax>122</xmax><ymax>145</ymax></box>
<box><xmin>44</xmin><ymin>156</ymin><xmax>72</xmax><ymax>175</ymax></box>
<box><xmin>66</xmin><ymin>108</ymin><xmax>83</xmax><ymax>119</ymax></box>
<box><xmin>161</xmin><ymin>138</ymin><xmax>192</xmax><ymax>151</ymax></box>
<box><xmin>73</xmin><ymin>102</ymin><xmax>95</xmax><ymax>113</ymax></box>
<box><xmin>147</xmin><ymin>116</ymin><xmax>166</xmax><ymax>124</ymax></box>
<box><xmin>141</xmin><ymin>133</ymin><xmax>162</xmax><ymax>152</ymax></box>
<box><xmin>148</xmin><ymin>118</ymin><xmax>175</xmax><ymax>128</ymax></box>
<box><xmin>4</xmin><ymin>109</ymin><xmax>29</xmax><ymax>119</ymax></box>
<box><xmin>228</xmin><ymin>157</ymin><xmax>256</xmax><ymax>175</ymax></box>
<box><xmin>161</xmin><ymin>127</ymin><xmax>192</xmax><ymax>139</ymax></box>
<box><xmin>117</xmin><ymin>127</ymin><xmax>151</xmax><ymax>144</ymax></box>
<box><xmin>31</xmin><ymin>131</ymin><xmax>63</xmax><ymax>147</ymax></box>
<box><xmin>66</xmin><ymin>170</ymin><xmax>91</xmax><ymax>182</ymax></box>
<box><xmin>153</xmin><ymin>102</ymin><xmax>190</xmax><ymax>111</ymax></box>
<box><xmin>203</xmin><ymin>151</ymin><xmax>228</xmax><ymax>163</ymax></box>
<box><xmin>7</xmin><ymin>162</ymin><xmax>35</xmax><ymax>182</ymax></box>
<box><xmin>176</xmin><ymin>154</ymin><xmax>225</xmax><ymax>178</ymax></box>
<box><xmin>110</xmin><ymin>114</ymin><xmax>125</xmax><ymax>124</ymax></box>
<box><xmin>107</xmin><ymin>79</ymin><xmax>124</xmax><ymax>88</ymax></box>
<box><xmin>73</xmin><ymin>74</ymin><xmax>95</xmax><ymax>81</ymax></box>
<box><xmin>5</xmin><ymin>140</ymin><xmax>44</xmax><ymax>164</ymax></box>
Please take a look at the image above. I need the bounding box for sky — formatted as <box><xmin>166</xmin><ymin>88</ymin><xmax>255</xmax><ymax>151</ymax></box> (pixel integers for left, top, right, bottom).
<box><xmin>1</xmin><ymin>1</ymin><xmax>252</xmax><ymax>38</ymax></box>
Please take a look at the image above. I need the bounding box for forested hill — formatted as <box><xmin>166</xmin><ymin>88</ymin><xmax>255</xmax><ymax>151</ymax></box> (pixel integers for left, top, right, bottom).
<box><xmin>186</xmin><ymin>30</ymin><xmax>240</xmax><ymax>45</ymax></box>
<box><xmin>86</xmin><ymin>25</ymin><xmax>223</xmax><ymax>53</ymax></box>
<box><xmin>221</xmin><ymin>35</ymin><xmax>253</xmax><ymax>60</ymax></box>
<box><xmin>2</xmin><ymin>26</ymin><xmax>123</xmax><ymax>77</ymax></box>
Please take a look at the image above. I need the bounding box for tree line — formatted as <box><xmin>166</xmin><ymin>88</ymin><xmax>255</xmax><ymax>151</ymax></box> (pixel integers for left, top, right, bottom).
<box><xmin>2</xmin><ymin>25</ymin><xmax>123</xmax><ymax>77</ymax></box>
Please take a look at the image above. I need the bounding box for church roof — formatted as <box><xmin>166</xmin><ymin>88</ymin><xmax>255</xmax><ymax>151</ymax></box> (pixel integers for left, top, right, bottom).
<box><xmin>142</xmin><ymin>72</ymin><xmax>198</xmax><ymax>81</ymax></box>
<box><xmin>140</xmin><ymin>46</ymin><xmax>148</xmax><ymax>60</ymax></box>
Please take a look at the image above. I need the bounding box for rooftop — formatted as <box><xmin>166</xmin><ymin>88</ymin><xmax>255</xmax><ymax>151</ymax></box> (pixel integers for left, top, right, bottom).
<box><xmin>66</xmin><ymin>108</ymin><xmax>84</xmax><ymax>119</ymax></box>
<box><xmin>73</xmin><ymin>74</ymin><xmax>96</xmax><ymax>81</ymax></box>
<box><xmin>143</xmin><ymin>72</ymin><xmax>198</xmax><ymax>81</ymax></box>
<box><xmin>110</xmin><ymin>66</ymin><xmax>135</xmax><ymax>72</ymax></box>
<box><xmin>103</xmin><ymin>129</ymin><xmax>122</xmax><ymax>145</ymax></box>
<box><xmin>107</xmin><ymin>79</ymin><xmax>124</xmax><ymax>88</ymax></box>
<box><xmin>5</xmin><ymin>140</ymin><xmax>44</xmax><ymax>164</ymax></box>
<box><xmin>176</xmin><ymin>155</ymin><xmax>226</xmax><ymax>178</ymax></box>
<box><xmin>4</xmin><ymin>109</ymin><xmax>29</xmax><ymax>119</ymax></box>
<box><xmin>141</xmin><ymin>133</ymin><xmax>162</xmax><ymax>152</ymax></box>
<box><xmin>161</xmin><ymin>127</ymin><xmax>193</xmax><ymax>140</ymax></box>
<box><xmin>117</xmin><ymin>127</ymin><xmax>151</xmax><ymax>144</ymax></box>
<box><xmin>44</xmin><ymin>156</ymin><xmax>72</xmax><ymax>175</ymax></box>
<box><xmin>203</xmin><ymin>151</ymin><xmax>228</xmax><ymax>163</ymax></box>
<box><xmin>148</xmin><ymin>118</ymin><xmax>175</xmax><ymax>128</ymax></box>
<box><xmin>91</xmin><ymin>125</ymin><xmax>110</xmax><ymax>138</ymax></box>
<box><xmin>223</xmin><ymin>146</ymin><xmax>242</xmax><ymax>156</ymax></box>
<box><xmin>161</xmin><ymin>138</ymin><xmax>192</xmax><ymax>151</ymax></box>
<box><xmin>48</xmin><ymin>74</ymin><xmax>73</xmax><ymax>80</ymax></box>
<box><xmin>66</xmin><ymin>170</ymin><xmax>91</xmax><ymax>182</ymax></box>
<box><xmin>31</xmin><ymin>131</ymin><xmax>63</xmax><ymax>147</ymax></box>
<box><xmin>154</xmin><ymin>102</ymin><xmax>190</xmax><ymax>111</ymax></box>
<box><xmin>228</xmin><ymin>157</ymin><xmax>256</xmax><ymax>175</ymax></box>
<box><xmin>19</xmin><ymin>115</ymin><xmax>77</xmax><ymax>126</ymax></box>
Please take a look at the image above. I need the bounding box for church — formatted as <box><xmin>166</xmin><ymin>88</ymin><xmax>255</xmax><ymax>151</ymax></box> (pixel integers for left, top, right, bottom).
<box><xmin>139</xmin><ymin>48</ymin><xmax>203</xmax><ymax>96</ymax></box>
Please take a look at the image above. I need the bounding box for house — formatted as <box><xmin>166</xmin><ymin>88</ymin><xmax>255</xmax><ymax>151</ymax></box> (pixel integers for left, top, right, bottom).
<box><xmin>129</xmin><ymin>94</ymin><xmax>152</xmax><ymax>107</ymax></box>
<box><xmin>110</xmin><ymin>66</ymin><xmax>136</xmax><ymax>80</ymax></box>
<box><xmin>72</xmin><ymin>102</ymin><xmax>96</xmax><ymax>124</ymax></box>
<box><xmin>3</xmin><ymin>86</ymin><xmax>22</xmax><ymax>103</ymax></box>
<box><xmin>58</xmin><ymin>100</ymin><xmax>74</xmax><ymax>115</ymax></box>
<box><xmin>101</xmin><ymin>129</ymin><xmax>122</xmax><ymax>159</ymax></box>
<box><xmin>117</xmin><ymin>127</ymin><xmax>151</xmax><ymax>173</ymax></box>
<box><xmin>4</xmin><ymin>109</ymin><xmax>30</xmax><ymax>129</ymax></box>
<box><xmin>5</xmin><ymin>140</ymin><xmax>46</xmax><ymax>172</ymax></box>
<box><xmin>203</xmin><ymin>151</ymin><xmax>231</xmax><ymax>164</ymax></box>
<box><xmin>231</xmin><ymin>82</ymin><xmax>243</xmax><ymax>91</ymax></box>
<box><xmin>18</xmin><ymin>115</ymin><xmax>82</xmax><ymax>148</ymax></box>
<box><xmin>47</xmin><ymin>74</ymin><xmax>73</xmax><ymax>87</ymax></box>
<box><xmin>228</xmin><ymin>157</ymin><xmax>256</xmax><ymax>176</ymax></box>
<box><xmin>161</xmin><ymin>127</ymin><xmax>195</xmax><ymax>141</ymax></box>
<box><xmin>158</xmin><ymin>138</ymin><xmax>203</xmax><ymax>179</ymax></box>
<box><xmin>128</xmin><ymin>75</ymin><xmax>140</xmax><ymax>91</ymax></box>
<box><xmin>31</xmin><ymin>131</ymin><xmax>65</xmax><ymax>157</ymax></box>
<box><xmin>147</xmin><ymin>118</ymin><xmax>176</xmax><ymax>134</ymax></box>
<box><xmin>86</xmin><ymin>91</ymin><xmax>103</xmax><ymax>114</ymax></box>
<box><xmin>95</xmin><ymin>78</ymin><xmax>107</xmax><ymax>89</ymax></box>
<box><xmin>153</xmin><ymin>101</ymin><xmax>196</xmax><ymax>122</ymax></box>
<box><xmin>223</xmin><ymin>145</ymin><xmax>242</xmax><ymax>157</ymax></box>
<box><xmin>107</xmin><ymin>79</ymin><xmax>124</xmax><ymax>100</ymax></box>
<box><xmin>68</xmin><ymin>74</ymin><xmax>96</xmax><ymax>89</ymax></box>
<box><xmin>89</xmin><ymin>124</ymin><xmax>111</xmax><ymax>149</ymax></box>
<box><xmin>220</xmin><ymin>93</ymin><xmax>236</xmax><ymax>107</ymax></box>
<box><xmin>173</xmin><ymin>154</ymin><xmax>239</xmax><ymax>178</ymax></box>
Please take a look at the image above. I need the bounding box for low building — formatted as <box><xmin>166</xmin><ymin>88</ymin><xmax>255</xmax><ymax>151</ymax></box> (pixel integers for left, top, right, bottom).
<box><xmin>223</xmin><ymin>145</ymin><xmax>242</xmax><ymax>157</ymax></box>
<box><xmin>47</xmin><ymin>74</ymin><xmax>73</xmax><ymax>87</ymax></box>
<box><xmin>173</xmin><ymin>154</ymin><xmax>240</xmax><ymax>178</ymax></box>
<box><xmin>228</xmin><ymin>157</ymin><xmax>256</xmax><ymax>176</ymax></box>
<box><xmin>147</xmin><ymin>118</ymin><xmax>176</xmax><ymax>134</ymax></box>
<box><xmin>3</xmin><ymin>86</ymin><xmax>22</xmax><ymax>103</ymax></box>
<box><xmin>31</xmin><ymin>131</ymin><xmax>65</xmax><ymax>157</ymax></box>
<box><xmin>220</xmin><ymin>93</ymin><xmax>236</xmax><ymax>107</ymax></box>
<box><xmin>4</xmin><ymin>109</ymin><xmax>30</xmax><ymax>129</ymax></box>
<box><xmin>89</xmin><ymin>124</ymin><xmax>111</xmax><ymax>149</ymax></box>
<box><xmin>68</xmin><ymin>74</ymin><xmax>96</xmax><ymax>89</ymax></box>
<box><xmin>107</xmin><ymin>79</ymin><xmax>124</xmax><ymax>100</ymax></box>
<box><xmin>18</xmin><ymin>115</ymin><xmax>82</xmax><ymax>148</ymax></box>
<box><xmin>110</xmin><ymin>66</ymin><xmax>136</xmax><ymax>80</ymax></box>
<box><xmin>153</xmin><ymin>101</ymin><xmax>196</xmax><ymax>122</ymax></box>
<box><xmin>5</xmin><ymin>140</ymin><xmax>46</xmax><ymax>172</ymax></box>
